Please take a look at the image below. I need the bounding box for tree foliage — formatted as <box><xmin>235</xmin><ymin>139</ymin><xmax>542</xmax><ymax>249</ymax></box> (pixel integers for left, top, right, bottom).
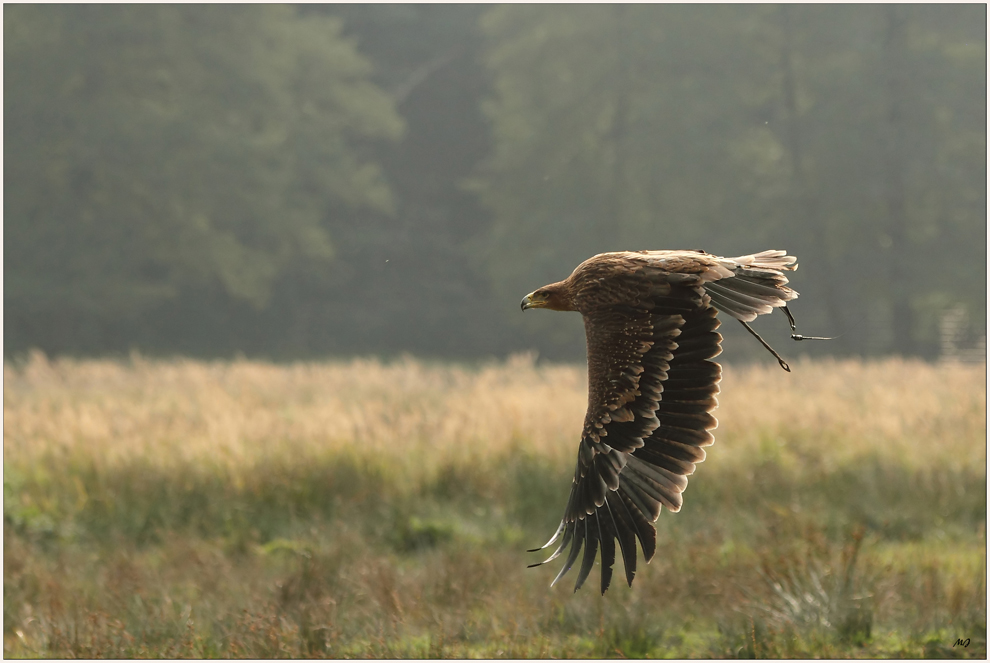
<box><xmin>5</xmin><ymin>5</ymin><xmax>402</xmax><ymax>351</ymax></box>
<box><xmin>475</xmin><ymin>4</ymin><xmax>985</xmax><ymax>358</ymax></box>
<box><xmin>3</xmin><ymin>5</ymin><xmax>984</xmax><ymax>361</ymax></box>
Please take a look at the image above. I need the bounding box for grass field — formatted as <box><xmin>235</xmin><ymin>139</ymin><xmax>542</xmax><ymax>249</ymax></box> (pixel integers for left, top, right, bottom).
<box><xmin>3</xmin><ymin>352</ymin><xmax>986</xmax><ymax>658</ymax></box>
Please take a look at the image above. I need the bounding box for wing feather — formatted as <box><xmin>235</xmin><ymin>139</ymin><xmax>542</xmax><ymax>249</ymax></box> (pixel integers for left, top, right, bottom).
<box><xmin>574</xmin><ymin>515</ymin><xmax>600</xmax><ymax>591</ymax></box>
<box><xmin>596</xmin><ymin>509</ymin><xmax>617</xmax><ymax>594</ymax></box>
<box><xmin>528</xmin><ymin>251</ymin><xmax>796</xmax><ymax>593</ymax></box>
<box><xmin>533</xmin><ymin>282</ymin><xmax>724</xmax><ymax>593</ymax></box>
<box><xmin>608</xmin><ymin>493</ymin><xmax>639</xmax><ymax>586</ymax></box>
<box><xmin>617</xmin><ymin>486</ymin><xmax>657</xmax><ymax>562</ymax></box>
<box><xmin>551</xmin><ymin>523</ymin><xmax>585</xmax><ymax>587</ymax></box>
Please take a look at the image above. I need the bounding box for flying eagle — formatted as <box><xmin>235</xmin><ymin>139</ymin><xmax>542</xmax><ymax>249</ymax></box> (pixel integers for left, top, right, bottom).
<box><xmin>520</xmin><ymin>249</ymin><xmax>801</xmax><ymax>594</ymax></box>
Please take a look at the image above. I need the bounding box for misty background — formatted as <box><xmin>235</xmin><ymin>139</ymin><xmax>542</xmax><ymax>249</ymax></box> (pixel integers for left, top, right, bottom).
<box><xmin>5</xmin><ymin>4</ymin><xmax>986</xmax><ymax>364</ymax></box>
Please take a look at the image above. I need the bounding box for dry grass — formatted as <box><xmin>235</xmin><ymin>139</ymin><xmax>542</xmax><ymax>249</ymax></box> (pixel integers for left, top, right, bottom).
<box><xmin>4</xmin><ymin>352</ymin><xmax>986</xmax><ymax>658</ymax></box>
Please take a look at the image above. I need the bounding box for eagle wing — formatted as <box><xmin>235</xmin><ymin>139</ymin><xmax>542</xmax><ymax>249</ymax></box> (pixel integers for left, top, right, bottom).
<box><xmin>530</xmin><ymin>279</ymin><xmax>723</xmax><ymax>594</ymax></box>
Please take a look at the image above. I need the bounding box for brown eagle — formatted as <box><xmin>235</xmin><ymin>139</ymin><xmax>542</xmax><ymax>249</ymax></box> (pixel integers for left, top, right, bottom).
<box><xmin>521</xmin><ymin>249</ymin><xmax>799</xmax><ymax>594</ymax></box>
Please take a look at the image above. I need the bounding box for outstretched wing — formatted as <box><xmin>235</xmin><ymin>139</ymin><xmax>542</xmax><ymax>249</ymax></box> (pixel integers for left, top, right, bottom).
<box><xmin>530</xmin><ymin>284</ymin><xmax>723</xmax><ymax>594</ymax></box>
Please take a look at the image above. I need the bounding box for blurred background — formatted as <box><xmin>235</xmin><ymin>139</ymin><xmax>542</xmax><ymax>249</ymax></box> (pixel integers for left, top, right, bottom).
<box><xmin>5</xmin><ymin>4</ymin><xmax>986</xmax><ymax>363</ymax></box>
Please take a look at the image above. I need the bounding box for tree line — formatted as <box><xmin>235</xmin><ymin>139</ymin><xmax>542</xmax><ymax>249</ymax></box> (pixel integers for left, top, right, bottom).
<box><xmin>5</xmin><ymin>5</ymin><xmax>985</xmax><ymax>362</ymax></box>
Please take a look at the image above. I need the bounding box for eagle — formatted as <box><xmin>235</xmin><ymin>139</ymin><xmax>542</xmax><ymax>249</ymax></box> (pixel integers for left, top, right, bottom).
<box><xmin>520</xmin><ymin>249</ymin><xmax>801</xmax><ymax>594</ymax></box>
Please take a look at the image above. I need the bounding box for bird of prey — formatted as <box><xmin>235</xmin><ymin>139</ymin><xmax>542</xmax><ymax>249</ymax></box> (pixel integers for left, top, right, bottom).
<box><xmin>520</xmin><ymin>249</ymin><xmax>802</xmax><ymax>594</ymax></box>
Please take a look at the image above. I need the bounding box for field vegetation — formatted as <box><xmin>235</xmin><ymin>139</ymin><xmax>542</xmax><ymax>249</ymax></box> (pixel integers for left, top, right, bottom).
<box><xmin>4</xmin><ymin>352</ymin><xmax>986</xmax><ymax>658</ymax></box>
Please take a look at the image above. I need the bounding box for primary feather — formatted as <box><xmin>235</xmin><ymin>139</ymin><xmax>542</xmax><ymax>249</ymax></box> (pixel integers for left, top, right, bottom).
<box><xmin>521</xmin><ymin>249</ymin><xmax>798</xmax><ymax>593</ymax></box>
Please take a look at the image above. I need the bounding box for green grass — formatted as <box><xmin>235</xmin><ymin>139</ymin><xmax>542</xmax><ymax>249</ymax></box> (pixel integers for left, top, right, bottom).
<box><xmin>3</xmin><ymin>354</ymin><xmax>986</xmax><ymax>657</ymax></box>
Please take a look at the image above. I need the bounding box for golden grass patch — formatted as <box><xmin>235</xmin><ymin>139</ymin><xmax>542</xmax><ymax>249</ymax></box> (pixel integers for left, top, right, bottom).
<box><xmin>5</xmin><ymin>352</ymin><xmax>983</xmax><ymax>472</ymax></box>
<box><xmin>3</xmin><ymin>353</ymin><xmax>986</xmax><ymax>658</ymax></box>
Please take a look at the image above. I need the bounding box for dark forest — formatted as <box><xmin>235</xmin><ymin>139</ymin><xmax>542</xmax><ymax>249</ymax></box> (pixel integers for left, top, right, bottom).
<box><xmin>5</xmin><ymin>5</ymin><xmax>986</xmax><ymax>362</ymax></box>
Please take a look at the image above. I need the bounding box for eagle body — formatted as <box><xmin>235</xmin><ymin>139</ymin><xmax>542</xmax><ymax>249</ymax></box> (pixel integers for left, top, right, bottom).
<box><xmin>521</xmin><ymin>249</ymin><xmax>798</xmax><ymax>594</ymax></box>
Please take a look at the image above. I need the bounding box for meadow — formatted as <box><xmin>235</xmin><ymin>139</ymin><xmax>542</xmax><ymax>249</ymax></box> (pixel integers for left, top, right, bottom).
<box><xmin>3</xmin><ymin>352</ymin><xmax>986</xmax><ymax>658</ymax></box>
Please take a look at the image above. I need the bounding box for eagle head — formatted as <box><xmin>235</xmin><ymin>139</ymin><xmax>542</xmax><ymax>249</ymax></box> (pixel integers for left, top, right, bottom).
<box><xmin>521</xmin><ymin>282</ymin><xmax>574</xmax><ymax>312</ymax></box>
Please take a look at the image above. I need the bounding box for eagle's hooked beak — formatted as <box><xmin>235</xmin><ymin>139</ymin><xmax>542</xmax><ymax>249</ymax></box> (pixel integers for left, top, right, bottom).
<box><xmin>521</xmin><ymin>290</ymin><xmax>549</xmax><ymax>311</ymax></box>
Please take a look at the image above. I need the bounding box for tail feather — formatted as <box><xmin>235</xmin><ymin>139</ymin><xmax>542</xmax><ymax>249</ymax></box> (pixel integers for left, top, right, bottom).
<box><xmin>706</xmin><ymin>250</ymin><xmax>798</xmax><ymax>322</ymax></box>
<box><xmin>726</xmin><ymin>249</ymin><xmax>798</xmax><ymax>272</ymax></box>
